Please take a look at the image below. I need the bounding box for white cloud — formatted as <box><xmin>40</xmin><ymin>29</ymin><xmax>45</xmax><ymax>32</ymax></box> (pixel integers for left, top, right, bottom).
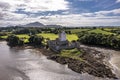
<box><xmin>116</xmin><ymin>0</ymin><xmax>120</xmax><ymax>3</ymax></box>
<box><xmin>42</xmin><ymin>14</ymin><xmax>120</xmax><ymax>26</ymax></box>
<box><xmin>0</xmin><ymin>11</ymin><xmax>120</xmax><ymax>27</ymax></box>
<box><xmin>95</xmin><ymin>8</ymin><xmax>120</xmax><ymax>15</ymax></box>
<box><xmin>0</xmin><ymin>13</ymin><xmax>120</xmax><ymax>27</ymax></box>
<box><xmin>0</xmin><ymin>1</ymin><xmax>120</xmax><ymax>27</ymax></box>
<box><xmin>0</xmin><ymin>10</ymin><xmax>27</xmax><ymax>21</ymax></box>
<box><xmin>6</xmin><ymin>13</ymin><xmax>118</xmax><ymax>27</ymax></box>
<box><xmin>0</xmin><ymin>0</ymin><xmax>69</xmax><ymax>12</ymax></box>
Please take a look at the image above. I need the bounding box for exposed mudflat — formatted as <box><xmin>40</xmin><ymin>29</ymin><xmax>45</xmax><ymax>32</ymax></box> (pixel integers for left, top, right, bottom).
<box><xmin>80</xmin><ymin>44</ymin><xmax>120</xmax><ymax>79</ymax></box>
<box><xmin>0</xmin><ymin>41</ymin><xmax>120</xmax><ymax>80</ymax></box>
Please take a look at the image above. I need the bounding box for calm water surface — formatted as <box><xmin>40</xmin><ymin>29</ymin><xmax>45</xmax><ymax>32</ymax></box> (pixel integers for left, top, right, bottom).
<box><xmin>0</xmin><ymin>41</ymin><xmax>119</xmax><ymax>80</ymax></box>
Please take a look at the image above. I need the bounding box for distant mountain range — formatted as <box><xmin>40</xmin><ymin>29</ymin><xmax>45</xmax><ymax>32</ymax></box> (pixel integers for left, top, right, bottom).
<box><xmin>22</xmin><ymin>22</ymin><xmax>45</xmax><ymax>27</ymax></box>
<box><xmin>20</xmin><ymin>22</ymin><xmax>62</xmax><ymax>28</ymax></box>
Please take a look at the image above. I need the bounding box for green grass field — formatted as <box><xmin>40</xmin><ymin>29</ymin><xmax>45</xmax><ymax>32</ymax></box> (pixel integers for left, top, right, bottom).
<box><xmin>16</xmin><ymin>34</ymin><xmax>30</xmax><ymax>43</ymax></box>
<box><xmin>117</xmin><ymin>35</ymin><xmax>120</xmax><ymax>38</ymax></box>
<box><xmin>1</xmin><ymin>36</ymin><xmax>7</xmax><ymax>39</ymax></box>
<box><xmin>103</xmin><ymin>28</ymin><xmax>113</xmax><ymax>32</ymax></box>
<box><xmin>66</xmin><ymin>29</ymin><xmax>90</xmax><ymax>34</ymax></box>
<box><xmin>88</xmin><ymin>29</ymin><xmax>114</xmax><ymax>35</ymax></box>
<box><xmin>1</xmin><ymin>33</ymin><xmax>78</xmax><ymax>42</ymax></box>
<box><xmin>1</xmin><ymin>34</ymin><xmax>29</xmax><ymax>43</ymax></box>
<box><xmin>37</xmin><ymin>33</ymin><xmax>78</xmax><ymax>41</ymax></box>
<box><xmin>1</xmin><ymin>28</ymin><xmax>119</xmax><ymax>42</ymax></box>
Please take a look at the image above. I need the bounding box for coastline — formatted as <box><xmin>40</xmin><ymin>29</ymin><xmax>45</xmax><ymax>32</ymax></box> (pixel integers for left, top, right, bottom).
<box><xmin>36</xmin><ymin>47</ymin><xmax>118</xmax><ymax>79</ymax></box>
<box><xmin>1</xmin><ymin>41</ymin><xmax>119</xmax><ymax>79</ymax></box>
<box><xmin>109</xmin><ymin>54</ymin><xmax>120</xmax><ymax>78</ymax></box>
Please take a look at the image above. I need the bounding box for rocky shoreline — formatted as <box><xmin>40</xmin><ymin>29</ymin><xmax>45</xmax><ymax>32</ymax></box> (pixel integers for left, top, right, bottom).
<box><xmin>37</xmin><ymin>47</ymin><xmax>118</xmax><ymax>79</ymax></box>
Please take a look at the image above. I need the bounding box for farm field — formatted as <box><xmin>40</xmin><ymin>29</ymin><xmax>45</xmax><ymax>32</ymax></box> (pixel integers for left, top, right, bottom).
<box><xmin>37</xmin><ymin>33</ymin><xmax>78</xmax><ymax>41</ymax></box>
<box><xmin>88</xmin><ymin>29</ymin><xmax>114</xmax><ymax>35</ymax></box>
<box><xmin>1</xmin><ymin>33</ymin><xmax>78</xmax><ymax>42</ymax></box>
<box><xmin>66</xmin><ymin>29</ymin><xmax>90</xmax><ymax>34</ymax></box>
<box><xmin>1</xmin><ymin>28</ymin><xmax>120</xmax><ymax>42</ymax></box>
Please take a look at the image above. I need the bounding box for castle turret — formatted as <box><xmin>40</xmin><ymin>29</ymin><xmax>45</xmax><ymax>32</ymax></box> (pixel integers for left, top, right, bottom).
<box><xmin>59</xmin><ymin>31</ymin><xmax>66</xmax><ymax>41</ymax></box>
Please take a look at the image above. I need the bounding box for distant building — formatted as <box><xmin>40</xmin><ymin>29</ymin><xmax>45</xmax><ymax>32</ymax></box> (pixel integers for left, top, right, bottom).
<box><xmin>47</xmin><ymin>31</ymin><xmax>76</xmax><ymax>52</ymax></box>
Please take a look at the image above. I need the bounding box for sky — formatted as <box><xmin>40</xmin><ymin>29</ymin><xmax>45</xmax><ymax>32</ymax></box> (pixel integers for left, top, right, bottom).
<box><xmin>0</xmin><ymin>0</ymin><xmax>120</xmax><ymax>27</ymax></box>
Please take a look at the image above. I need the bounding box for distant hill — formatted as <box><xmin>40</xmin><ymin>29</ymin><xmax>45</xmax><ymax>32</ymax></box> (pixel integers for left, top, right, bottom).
<box><xmin>14</xmin><ymin>22</ymin><xmax>63</xmax><ymax>28</ymax></box>
<box><xmin>23</xmin><ymin>22</ymin><xmax>45</xmax><ymax>27</ymax></box>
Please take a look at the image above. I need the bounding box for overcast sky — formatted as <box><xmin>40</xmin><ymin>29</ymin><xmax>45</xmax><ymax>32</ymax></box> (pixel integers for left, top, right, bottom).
<box><xmin>0</xmin><ymin>0</ymin><xmax>120</xmax><ymax>27</ymax></box>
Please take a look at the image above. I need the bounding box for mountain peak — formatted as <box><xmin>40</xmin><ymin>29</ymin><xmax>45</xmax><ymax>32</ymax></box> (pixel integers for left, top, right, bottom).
<box><xmin>23</xmin><ymin>22</ymin><xmax>45</xmax><ymax>27</ymax></box>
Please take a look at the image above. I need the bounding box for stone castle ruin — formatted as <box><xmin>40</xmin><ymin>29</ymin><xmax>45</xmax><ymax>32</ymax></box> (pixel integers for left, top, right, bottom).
<box><xmin>47</xmin><ymin>31</ymin><xmax>77</xmax><ymax>52</ymax></box>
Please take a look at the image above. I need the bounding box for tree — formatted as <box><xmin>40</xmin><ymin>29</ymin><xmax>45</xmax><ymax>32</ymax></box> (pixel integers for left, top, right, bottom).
<box><xmin>28</xmin><ymin>35</ymin><xmax>44</xmax><ymax>46</ymax></box>
<box><xmin>6</xmin><ymin>35</ymin><xmax>24</xmax><ymax>47</ymax></box>
<box><xmin>78</xmin><ymin>32</ymin><xmax>120</xmax><ymax>49</ymax></box>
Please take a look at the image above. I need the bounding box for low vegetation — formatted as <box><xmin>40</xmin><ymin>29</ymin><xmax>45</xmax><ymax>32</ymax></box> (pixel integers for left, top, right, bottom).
<box><xmin>59</xmin><ymin>48</ymin><xmax>82</xmax><ymax>60</ymax></box>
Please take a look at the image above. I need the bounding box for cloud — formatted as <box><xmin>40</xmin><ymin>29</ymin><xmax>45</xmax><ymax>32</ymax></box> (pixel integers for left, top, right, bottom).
<box><xmin>0</xmin><ymin>0</ymin><xmax>120</xmax><ymax>27</ymax></box>
<box><xmin>0</xmin><ymin>9</ymin><xmax>120</xmax><ymax>27</ymax></box>
<box><xmin>0</xmin><ymin>10</ymin><xmax>27</xmax><ymax>21</ymax></box>
<box><xmin>4</xmin><ymin>11</ymin><xmax>119</xmax><ymax>27</ymax></box>
<box><xmin>95</xmin><ymin>8</ymin><xmax>120</xmax><ymax>15</ymax></box>
<box><xmin>42</xmin><ymin>14</ymin><xmax>120</xmax><ymax>26</ymax></box>
<box><xmin>21</xmin><ymin>9</ymin><xmax>120</xmax><ymax>26</ymax></box>
<box><xmin>116</xmin><ymin>0</ymin><xmax>120</xmax><ymax>3</ymax></box>
<box><xmin>0</xmin><ymin>0</ymin><xmax>69</xmax><ymax>12</ymax></box>
<box><xmin>0</xmin><ymin>2</ymin><xmax>10</xmax><ymax>11</ymax></box>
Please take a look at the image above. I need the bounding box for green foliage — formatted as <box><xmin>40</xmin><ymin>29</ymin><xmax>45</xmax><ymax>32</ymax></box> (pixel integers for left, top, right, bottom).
<box><xmin>0</xmin><ymin>32</ymin><xmax>8</xmax><ymax>36</ymax></box>
<box><xmin>60</xmin><ymin>48</ymin><xmax>82</xmax><ymax>60</ymax></box>
<box><xmin>12</xmin><ymin>28</ymin><xmax>41</xmax><ymax>35</ymax></box>
<box><xmin>0</xmin><ymin>36</ymin><xmax>3</xmax><ymax>40</ymax></box>
<box><xmin>78</xmin><ymin>33</ymin><xmax>120</xmax><ymax>49</ymax></box>
<box><xmin>6</xmin><ymin>35</ymin><xmax>24</xmax><ymax>47</ymax></box>
<box><xmin>89</xmin><ymin>29</ymin><xmax>114</xmax><ymax>35</ymax></box>
<box><xmin>28</xmin><ymin>35</ymin><xmax>44</xmax><ymax>46</ymax></box>
<box><xmin>16</xmin><ymin>34</ymin><xmax>30</xmax><ymax>43</ymax></box>
<box><xmin>110</xmin><ymin>29</ymin><xmax>120</xmax><ymax>34</ymax></box>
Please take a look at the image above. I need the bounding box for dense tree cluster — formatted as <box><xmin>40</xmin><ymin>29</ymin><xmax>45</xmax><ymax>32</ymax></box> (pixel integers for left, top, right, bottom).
<box><xmin>6</xmin><ymin>35</ymin><xmax>44</xmax><ymax>47</ymax></box>
<box><xmin>28</xmin><ymin>35</ymin><xmax>44</xmax><ymax>46</ymax></box>
<box><xmin>78</xmin><ymin>32</ymin><xmax>120</xmax><ymax>49</ymax></box>
<box><xmin>0</xmin><ymin>32</ymin><xmax>8</xmax><ymax>36</ymax></box>
<box><xmin>0</xmin><ymin>36</ymin><xmax>3</xmax><ymax>40</ymax></box>
<box><xmin>12</xmin><ymin>28</ymin><xmax>41</xmax><ymax>35</ymax></box>
<box><xmin>0</xmin><ymin>26</ymin><xmax>22</xmax><ymax>32</ymax></box>
<box><xmin>110</xmin><ymin>29</ymin><xmax>120</xmax><ymax>34</ymax></box>
<box><xmin>6</xmin><ymin>35</ymin><xmax>24</xmax><ymax>47</ymax></box>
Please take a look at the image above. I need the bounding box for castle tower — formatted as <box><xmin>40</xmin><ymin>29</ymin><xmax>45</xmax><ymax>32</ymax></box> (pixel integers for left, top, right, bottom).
<box><xmin>59</xmin><ymin>31</ymin><xmax>66</xmax><ymax>41</ymax></box>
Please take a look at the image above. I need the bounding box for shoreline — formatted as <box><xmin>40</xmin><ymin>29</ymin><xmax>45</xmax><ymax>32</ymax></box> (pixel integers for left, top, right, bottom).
<box><xmin>1</xmin><ymin>41</ymin><xmax>119</xmax><ymax>79</ymax></box>
<box><xmin>109</xmin><ymin>54</ymin><xmax>120</xmax><ymax>78</ymax></box>
<box><xmin>36</xmin><ymin>47</ymin><xmax>118</xmax><ymax>79</ymax></box>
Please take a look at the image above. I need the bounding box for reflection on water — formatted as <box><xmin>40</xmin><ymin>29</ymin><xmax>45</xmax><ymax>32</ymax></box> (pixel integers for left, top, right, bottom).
<box><xmin>0</xmin><ymin>41</ymin><xmax>119</xmax><ymax>80</ymax></box>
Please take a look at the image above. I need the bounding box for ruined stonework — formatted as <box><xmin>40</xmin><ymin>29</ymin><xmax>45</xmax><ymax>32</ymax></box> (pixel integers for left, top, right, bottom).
<box><xmin>47</xmin><ymin>31</ymin><xmax>76</xmax><ymax>52</ymax></box>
